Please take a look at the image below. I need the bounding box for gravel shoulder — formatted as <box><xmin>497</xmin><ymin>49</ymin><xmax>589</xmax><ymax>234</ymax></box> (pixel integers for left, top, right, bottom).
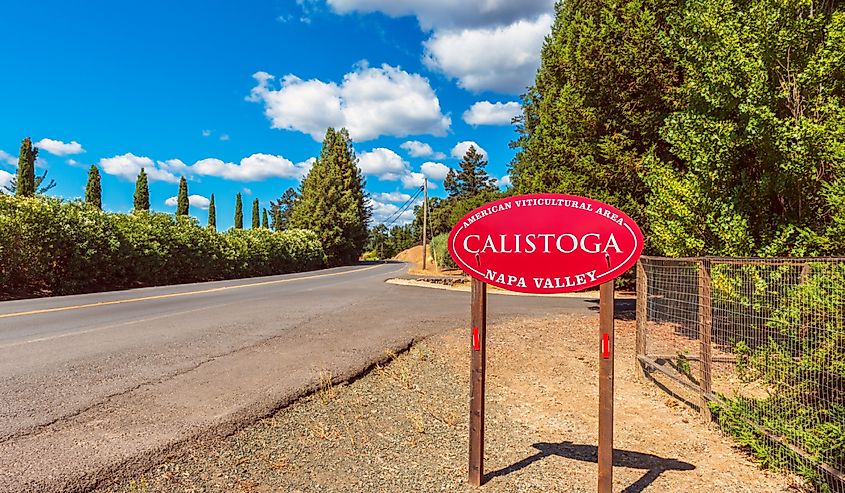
<box><xmin>104</xmin><ymin>313</ymin><xmax>798</xmax><ymax>493</ymax></box>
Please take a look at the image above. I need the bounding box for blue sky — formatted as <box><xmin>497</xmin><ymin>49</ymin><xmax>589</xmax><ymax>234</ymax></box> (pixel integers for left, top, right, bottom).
<box><xmin>0</xmin><ymin>0</ymin><xmax>554</xmax><ymax>229</ymax></box>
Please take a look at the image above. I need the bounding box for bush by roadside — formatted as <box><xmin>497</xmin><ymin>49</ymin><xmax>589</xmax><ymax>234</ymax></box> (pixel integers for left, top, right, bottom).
<box><xmin>0</xmin><ymin>195</ymin><xmax>326</xmax><ymax>299</ymax></box>
<box><xmin>430</xmin><ymin>233</ymin><xmax>458</xmax><ymax>270</ymax></box>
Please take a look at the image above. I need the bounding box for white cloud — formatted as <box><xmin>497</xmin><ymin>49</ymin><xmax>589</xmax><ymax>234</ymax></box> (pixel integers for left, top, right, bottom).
<box><xmin>165</xmin><ymin>194</ymin><xmax>211</xmax><ymax>210</ymax></box>
<box><xmin>219</xmin><ymin>133</ymin><xmax>230</xmax><ymax>141</ymax></box>
<box><xmin>423</xmin><ymin>14</ymin><xmax>553</xmax><ymax>94</ymax></box>
<box><xmin>358</xmin><ymin>147</ymin><xmax>409</xmax><ymax>180</ymax></box>
<box><xmin>400</xmin><ymin>140</ymin><xmax>446</xmax><ymax>159</ymax></box>
<box><xmin>35</xmin><ymin>138</ymin><xmax>85</xmax><ymax>156</ymax></box>
<box><xmin>451</xmin><ymin>141</ymin><xmax>488</xmax><ymax>160</ymax></box>
<box><xmin>243</xmin><ymin>187</ymin><xmax>252</xmax><ymax>195</ymax></box>
<box><xmin>162</xmin><ymin>154</ymin><xmax>313</xmax><ymax>182</ymax></box>
<box><xmin>368</xmin><ymin>197</ymin><xmax>419</xmax><ymax>225</ymax></box>
<box><xmin>400</xmin><ymin>140</ymin><xmax>432</xmax><ymax>157</ymax></box>
<box><xmin>374</xmin><ymin>191</ymin><xmax>412</xmax><ymax>202</ymax></box>
<box><xmin>401</xmin><ymin>171</ymin><xmax>430</xmax><ymax>189</ymax></box>
<box><xmin>247</xmin><ymin>63</ymin><xmax>451</xmax><ymax>141</ymax></box>
<box><xmin>101</xmin><ymin>152</ymin><xmax>312</xmax><ymax>183</ymax></box>
<box><xmin>463</xmin><ymin>101</ymin><xmax>521</xmax><ymax>125</ymax></box>
<box><xmin>0</xmin><ymin>170</ymin><xmax>13</xmax><ymax>190</ymax></box>
<box><xmin>499</xmin><ymin>174</ymin><xmax>512</xmax><ymax>187</ymax></box>
<box><xmin>202</xmin><ymin>129</ymin><xmax>212</xmax><ymax>137</ymax></box>
<box><xmin>326</xmin><ymin>0</ymin><xmax>554</xmax><ymax>30</ymax></box>
<box><xmin>420</xmin><ymin>161</ymin><xmax>450</xmax><ymax>181</ymax></box>
<box><xmin>0</xmin><ymin>150</ymin><xmax>16</xmax><ymax>166</ymax></box>
<box><xmin>100</xmin><ymin>153</ymin><xmax>180</xmax><ymax>183</ymax></box>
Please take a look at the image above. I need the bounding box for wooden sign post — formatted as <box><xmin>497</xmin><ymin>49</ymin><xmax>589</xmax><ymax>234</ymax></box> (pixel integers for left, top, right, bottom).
<box><xmin>598</xmin><ymin>280</ymin><xmax>615</xmax><ymax>492</ymax></box>
<box><xmin>469</xmin><ymin>278</ymin><xmax>487</xmax><ymax>487</ymax></box>
<box><xmin>448</xmin><ymin>193</ymin><xmax>643</xmax><ymax>490</ymax></box>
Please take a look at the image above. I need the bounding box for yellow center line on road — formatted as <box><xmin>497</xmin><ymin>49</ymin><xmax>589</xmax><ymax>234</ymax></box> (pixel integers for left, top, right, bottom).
<box><xmin>0</xmin><ymin>263</ymin><xmax>386</xmax><ymax>320</ymax></box>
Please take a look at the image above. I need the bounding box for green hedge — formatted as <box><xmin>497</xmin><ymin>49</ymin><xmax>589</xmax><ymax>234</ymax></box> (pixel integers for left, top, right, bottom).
<box><xmin>0</xmin><ymin>195</ymin><xmax>326</xmax><ymax>299</ymax></box>
<box><xmin>430</xmin><ymin>233</ymin><xmax>458</xmax><ymax>270</ymax></box>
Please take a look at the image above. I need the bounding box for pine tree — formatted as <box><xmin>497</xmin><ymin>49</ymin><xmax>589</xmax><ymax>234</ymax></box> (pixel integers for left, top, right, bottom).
<box><xmin>85</xmin><ymin>165</ymin><xmax>102</xmax><ymax>209</ymax></box>
<box><xmin>208</xmin><ymin>194</ymin><xmax>216</xmax><ymax>230</ymax></box>
<box><xmin>15</xmin><ymin>137</ymin><xmax>37</xmax><ymax>197</ymax></box>
<box><xmin>133</xmin><ymin>168</ymin><xmax>150</xmax><ymax>211</ymax></box>
<box><xmin>2</xmin><ymin>169</ymin><xmax>56</xmax><ymax>195</ymax></box>
<box><xmin>444</xmin><ymin>145</ymin><xmax>496</xmax><ymax>198</ymax></box>
<box><xmin>234</xmin><ymin>193</ymin><xmax>243</xmax><ymax>229</ymax></box>
<box><xmin>290</xmin><ymin>127</ymin><xmax>370</xmax><ymax>265</ymax></box>
<box><xmin>251</xmin><ymin>199</ymin><xmax>260</xmax><ymax>229</ymax></box>
<box><xmin>262</xmin><ymin>208</ymin><xmax>269</xmax><ymax>229</ymax></box>
<box><xmin>176</xmin><ymin>176</ymin><xmax>189</xmax><ymax>216</ymax></box>
<box><xmin>270</xmin><ymin>187</ymin><xmax>298</xmax><ymax>231</ymax></box>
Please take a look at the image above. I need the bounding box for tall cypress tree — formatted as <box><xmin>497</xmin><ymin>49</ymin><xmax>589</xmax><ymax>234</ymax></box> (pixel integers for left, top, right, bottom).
<box><xmin>133</xmin><ymin>168</ymin><xmax>150</xmax><ymax>211</ymax></box>
<box><xmin>208</xmin><ymin>194</ymin><xmax>216</xmax><ymax>230</ymax></box>
<box><xmin>85</xmin><ymin>165</ymin><xmax>102</xmax><ymax>209</ymax></box>
<box><xmin>262</xmin><ymin>208</ymin><xmax>269</xmax><ymax>229</ymax></box>
<box><xmin>176</xmin><ymin>176</ymin><xmax>189</xmax><ymax>216</ymax></box>
<box><xmin>290</xmin><ymin>127</ymin><xmax>370</xmax><ymax>265</ymax></box>
<box><xmin>251</xmin><ymin>199</ymin><xmax>260</xmax><ymax>229</ymax></box>
<box><xmin>234</xmin><ymin>193</ymin><xmax>243</xmax><ymax>229</ymax></box>
<box><xmin>15</xmin><ymin>137</ymin><xmax>37</xmax><ymax>197</ymax></box>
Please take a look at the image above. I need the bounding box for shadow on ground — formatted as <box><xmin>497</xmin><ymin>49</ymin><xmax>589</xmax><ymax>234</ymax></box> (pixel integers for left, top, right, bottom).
<box><xmin>486</xmin><ymin>442</ymin><xmax>695</xmax><ymax>492</ymax></box>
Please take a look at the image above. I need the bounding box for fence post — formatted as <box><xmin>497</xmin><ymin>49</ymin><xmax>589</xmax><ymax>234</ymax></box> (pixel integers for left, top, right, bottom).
<box><xmin>698</xmin><ymin>259</ymin><xmax>713</xmax><ymax>421</ymax></box>
<box><xmin>636</xmin><ymin>260</ymin><xmax>647</xmax><ymax>379</ymax></box>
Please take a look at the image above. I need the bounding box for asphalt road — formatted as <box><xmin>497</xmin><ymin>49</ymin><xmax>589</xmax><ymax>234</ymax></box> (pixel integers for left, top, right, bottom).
<box><xmin>0</xmin><ymin>262</ymin><xmax>601</xmax><ymax>492</ymax></box>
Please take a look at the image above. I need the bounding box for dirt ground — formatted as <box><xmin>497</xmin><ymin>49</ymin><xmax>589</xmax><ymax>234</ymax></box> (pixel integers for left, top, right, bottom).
<box><xmin>106</xmin><ymin>313</ymin><xmax>799</xmax><ymax>493</ymax></box>
<box><xmin>392</xmin><ymin>245</ymin><xmax>462</xmax><ymax>276</ymax></box>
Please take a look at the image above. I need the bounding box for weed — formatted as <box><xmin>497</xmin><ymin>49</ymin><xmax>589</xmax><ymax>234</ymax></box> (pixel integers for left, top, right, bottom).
<box><xmin>318</xmin><ymin>370</ymin><xmax>335</xmax><ymax>405</ymax></box>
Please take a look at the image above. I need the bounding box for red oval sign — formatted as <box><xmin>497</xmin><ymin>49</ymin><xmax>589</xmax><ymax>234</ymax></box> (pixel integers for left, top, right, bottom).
<box><xmin>447</xmin><ymin>194</ymin><xmax>644</xmax><ymax>294</ymax></box>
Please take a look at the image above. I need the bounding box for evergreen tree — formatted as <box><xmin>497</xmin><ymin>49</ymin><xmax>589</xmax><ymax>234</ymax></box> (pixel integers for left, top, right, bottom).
<box><xmin>208</xmin><ymin>194</ymin><xmax>216</xmax><ymax>230</ymax></box>
<box><xmin>176</xmin><ymin>176</ymin><xmax>189</xmax><ymax>216</ymax></box>
<box><xmin>443</xmin><ymin>145</ymin><xmax>496</xmax><ymax>198</ymax></box>
<box><xmin>234</xmin><ymin>193</ymin><xmax>243</xmax><ymax>229</ymax></box>
<box><xmin>133</xmin><ymin>168</ymin><xmax>150</xmax><ymax>211</ymax></box>
<box><xmin>85</xmin><ymin>165</ymin><xmax>102</xmax><ymax>209</ymax></box>
<box><xmin>2</xmin><ymin>169</ymin><xmax>56</xmax><ymax>195</ymax></box>
<box><xmin>251</xmin><ymin>199</ymin><xmax>260</xmax><ymax>229</ymax></box>
<box><xmin>15</xmin><ymin>137</ymin><xmax>37</xmax><ymax>197</ymax></box>
<box><xmin>262</xmin><ymin>208</ymin><xmax>269</xmax><ymax>229</ymax></box>
<box><xmin>510</xmin><ymin>0</ymin><xmax>681</xmax><ymax>228</ymax></box>
<box><xmin>270</xmin><ymin>187</ymin><xmax>298</xmax><ymax>231</ymax></box>
<box><xmin>290</xmin><ymin>127</ymin><xmax>370</xmax><ymax>265</ymax></box>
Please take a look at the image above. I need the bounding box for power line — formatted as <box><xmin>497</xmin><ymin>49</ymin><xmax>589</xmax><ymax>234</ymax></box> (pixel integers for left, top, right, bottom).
<box><xmin>381</xmin><ymin>186</ymin><xmax>423</xmax><ymax>228</ymax></box>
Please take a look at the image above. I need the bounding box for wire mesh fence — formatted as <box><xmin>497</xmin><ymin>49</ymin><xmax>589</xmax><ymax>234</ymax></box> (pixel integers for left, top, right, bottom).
<box><xmin>637</xmin><ymin>256</ymin><xmax>845</xmax><ymax>492</ymax></box>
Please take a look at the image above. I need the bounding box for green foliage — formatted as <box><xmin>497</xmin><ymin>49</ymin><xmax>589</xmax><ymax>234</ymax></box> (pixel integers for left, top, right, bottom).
<box><xmin>512</xmin><ymin>0</ymin><xmax>845</xmax><ymax>258</ymax></box>
<box><xmin>511</xmin><ymin>0</ymin><xmax>681</xmax><ymax>229</ymax></box>
<box><xmin>710</xmin><ymin>262</ymin><xmax>844</xmax><ymax>490</ymax></box>
<box><xmin>252</xmin><ymin>198</ymin><xmax>260</xmax><ymax>229</ymax></box>
<box><xmin>176</xmin><ymin>176</ymin><xmax>189</xmax><ymax>216</ymax></box>
<box><xmin>444</xmin><ymin>145</ymin><xmax>496</xmax><ymax>197</ymax></box>
<box><xmin>366</xmin><ymin>223</ymin><xmax>418</xmax><ymax>259</ymax></box>
<box><xmin>207</xmin><ymin>194</ymin><xmax>216</xmax><ymax>230</ymax></box>
<box><xmin>270</xmin><ymin>187</ymin><xmax>298</xmax><ymax>231</ymax></box>
<box><xmin>85</xmin><ymin>165</ymin><xmax>102</xmax><ymax>210</ymax></box>
<box><xmin>0</xmin><ymin>195</ymin><xmax>325</xmax><ymax>299</ymax></box>
<box><xmin>133</xmin><ymin>169</ymin><xmax>150</xmax><ymax>211</ymax></box>
<box><xmin>645</xmin><ymin>1</ymin><xmax>845</xmax><ymax>257</ymax></box>
<box><xmin>234</xmin><ymin>193</ymin><xmax>243</xmax><ymax>229</ymax></box>
<box><xmin>15</xmin><ymin>137</ymin><xmax>37</xmax><ymax>197</ymax></box>
<box><xmin>290</xmin><ymin>127</ymin><xmax>370</xmax><ymax>266</ymax></box>
<box><xmin>262</xmin><ymin>208</ymin><xmax>269</xmax><ymax>229</ymax></box>
<box><xmin>430</xmin><ymin>233</ymin><xmax>458</xmax><ymax>270</ymax></box>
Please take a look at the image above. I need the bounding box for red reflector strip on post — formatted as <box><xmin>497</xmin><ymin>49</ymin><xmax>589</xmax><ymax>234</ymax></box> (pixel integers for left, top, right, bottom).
<box><xmin>601</xmin><ymin>333</ymin><xmax>610</xmax><ymax>359</ymax></box>
<box><xmin>473</xmin><ymin>326</ymin><xmax>480</xmax><ymax>351</ymax></box>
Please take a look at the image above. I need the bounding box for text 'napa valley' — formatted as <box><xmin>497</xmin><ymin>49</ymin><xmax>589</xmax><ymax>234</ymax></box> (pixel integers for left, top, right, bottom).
<box><xmin>458</xmin><ymin>197</ymin><xmax>630</xmax><ymax>290</ymax></box>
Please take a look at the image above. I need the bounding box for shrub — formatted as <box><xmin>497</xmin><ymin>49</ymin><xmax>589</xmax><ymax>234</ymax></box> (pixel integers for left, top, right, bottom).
<box><xmin>430</xmin><ymin>233</ymin><xmax>458</xmax><ymax>270</ymax></box>
<box><xmin>0</xmin><ymin>195</ymin><xmax>326</xmax><ymax>300</ymax></box>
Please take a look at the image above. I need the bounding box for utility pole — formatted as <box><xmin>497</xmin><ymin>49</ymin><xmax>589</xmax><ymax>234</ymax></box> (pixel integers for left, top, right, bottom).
<box><xmin>422</xmin><ymin>179</ymin><xmax>429</xmax><ymax>271</ymax></box>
